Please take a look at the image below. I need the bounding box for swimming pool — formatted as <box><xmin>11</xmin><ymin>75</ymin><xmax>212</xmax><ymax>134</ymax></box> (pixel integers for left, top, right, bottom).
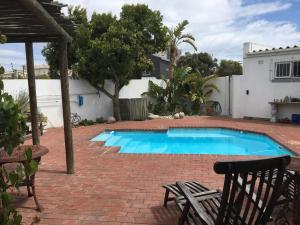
<box><xmin>91</xmin><ymin>128</ymin><xmax>294</xmax><ymax>156</ymax></box>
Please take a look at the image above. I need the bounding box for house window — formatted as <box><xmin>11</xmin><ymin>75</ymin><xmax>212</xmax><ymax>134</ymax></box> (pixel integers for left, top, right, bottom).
<box><xmin>274</xmin><ymin>61</ymin><xmax>300</xmax><ymax>79</ymax></box>
<box><xmin>275</xmin><ymin>62</ymin><xmax>290</xmax><ymax>78</ymax></box>
<box><xmin>292</xmin><ymin>61</ymin><xmax>300</xmax><ymax>77</ymax></box>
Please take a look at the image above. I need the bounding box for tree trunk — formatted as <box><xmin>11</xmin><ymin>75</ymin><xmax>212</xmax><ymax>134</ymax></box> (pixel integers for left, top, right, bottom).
<box><xmin>113</xmin><ymin>97</ymin><xmax>121</xmax><ymax>121</ymax></box>
<box><xmin>113</xmin><ymin>85</ymin><xmax>121</xmax><ymax>121</ymax></box>
<box><xmin>168</xmin><ymin>45</ymin><xmax>177</xmax><ymax>79</ymax></box>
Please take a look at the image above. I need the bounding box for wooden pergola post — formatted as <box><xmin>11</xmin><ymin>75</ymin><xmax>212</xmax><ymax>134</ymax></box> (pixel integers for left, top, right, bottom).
<box><xmin>59</xmin><ymin>39</ymin><xmax>74</xmax><ymax>174</ymax></box>
<box><xmin>25</xmin><ymin>42</ymin><xmax>39</xmax><ymax>145</ymax></box>
<box><xmin>1</xmin><ymin>0</ymin><xmax>75</xmax><ymax>174</ymax></box>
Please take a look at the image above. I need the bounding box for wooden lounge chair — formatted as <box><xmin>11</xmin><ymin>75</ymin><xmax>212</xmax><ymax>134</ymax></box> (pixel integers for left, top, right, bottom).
<box><xmin>163</xmin><ymin>182</ymin><xmax>212</xmax><ymax>207</ymax></box>
<box><xmin>175</xmin><ymin>155</ymin><xmax>291</xmax><ymax>225</ymax></box>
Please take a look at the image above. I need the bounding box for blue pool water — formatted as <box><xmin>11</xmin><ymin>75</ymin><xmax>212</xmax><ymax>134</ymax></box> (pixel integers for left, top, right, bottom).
<box><xmin>91</xmin><ymin>128</ymin><xmax>294</xmax><ymax>156</ymax></box>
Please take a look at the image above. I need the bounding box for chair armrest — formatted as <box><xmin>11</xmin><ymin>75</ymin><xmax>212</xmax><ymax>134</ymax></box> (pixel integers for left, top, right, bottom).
<box><xmin>176</xmin><ymin>181</ymin><xmax>217</xmax><ymax>225</ymax></box>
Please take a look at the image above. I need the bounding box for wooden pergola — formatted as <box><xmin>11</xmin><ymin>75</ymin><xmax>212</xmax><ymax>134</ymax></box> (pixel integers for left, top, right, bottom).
<box><xmin>0</xmin><ymin>0</ymin><xmax>75</xmax><ymax>174</ymax></box>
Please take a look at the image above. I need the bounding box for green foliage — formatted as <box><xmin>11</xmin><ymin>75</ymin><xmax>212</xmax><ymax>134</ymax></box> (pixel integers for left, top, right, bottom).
<box><xmin>0</xmin><ymin>78</ymin><xmax>39</xmax><ymax>224</ymax></box>
<box><xmin>177</xmin><ymin>52</ymin><xmax>218</xmax><ymax>76</ymax></box>
<box><xmin>0</xmin><ymin>82</ymin><xmax>26</xmax><ymax>155</ymax></box>
<box><xmin>95</xmin><ymin>117</ymin><xmax>106</xmax><ymax>124</ymax></box>
<box><xmin>36</xmin><ymin>74</ymin><xmax>50</xmax><ymax>79</ymax></box>
<box><xmin>0</xmin><ymin>148</ymin><xmax>39</xmax><ymax>225</ymax></box>
<box><xmin>144</xmin><ymin>67</ymin><xmax>219</xmax><ymax>115</ymax></box>
<box><xmin>120</xmin><ymin>4</ymin><xmax>168</xmax><ymax>59</ymax></box>
<box><xmin>14</xmin><ymin>90</ymin><xmax>30</xmax><ymax>115</ymax></box>
<box><xmin>0</xmin><ymin>34</ymin><xmax>6</xmax><ymax>44</ymax></box>
<box><xmin>79</xmin><ymin>119</ymin><xmax>95</xmax><ymax>126</ymax></box>
<box><xmin>42</xmin><ymin>6</ymin><xmax>88</xmax><ymax>78</ymax></box>
<box><xmin>217</xmin><ymin>59</ymin><xmax>243</xmax><ymax>76</ymax></box>
<box><xmin>79</xmin><ymin>117</ymin><xmax>106</xmax><ymax>126</ymax></box>
<box><xmin>76</xmin><ymin>4</ymin><xmax>167</xmax><ymax>121</ymax></box>
<box><xmin>0</xmin><ymin>34</ymin><xmax>5</xmax><ymax>77</ymax></box>
<box><xmin>43</xmin><ymin>4</ymin><xmax>168</xmax><ymax>120</ymax></box>
<box><xmin>182</xmin><ymin>73</ymin><xmax>219</xmax><ymax>114</ymax></box>
<box><xmin>0</xmin><ymin>66</ymin><xmax>4</xmax><ymax>77</ymax></box>
<box><xmin>167</xmin><ymin>20</ymin><xmax>197</xmax><ymax>77</ymax></box>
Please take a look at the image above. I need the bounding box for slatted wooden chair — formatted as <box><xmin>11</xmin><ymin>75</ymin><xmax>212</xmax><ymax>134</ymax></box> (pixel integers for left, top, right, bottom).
<box><xmin>175</xmin><ymin>155</ymin><xmax>291</xmax><ymax>225</ymax></box>
<box><xmin>163</xmin><ymin>182</ymin><xmax>212</xmax><ymax>207</ymax></box>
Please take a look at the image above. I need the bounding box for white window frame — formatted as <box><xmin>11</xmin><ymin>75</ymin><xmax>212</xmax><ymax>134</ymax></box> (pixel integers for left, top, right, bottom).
<box><xmin>291</xmin><ymin>60</ymin><xmax>300</xmax><ymax>78</ymax></box>
<box><xmin>274</xmin><ymin>61</ymin><xmax>292</xmax><ymax>79</ymax></box>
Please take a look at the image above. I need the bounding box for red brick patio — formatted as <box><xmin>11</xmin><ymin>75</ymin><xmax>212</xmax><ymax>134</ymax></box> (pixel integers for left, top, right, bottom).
<box><xmin>18</xmin><ymin>116</ymin><xmax>300</xmax><ymax>225</ymax></box>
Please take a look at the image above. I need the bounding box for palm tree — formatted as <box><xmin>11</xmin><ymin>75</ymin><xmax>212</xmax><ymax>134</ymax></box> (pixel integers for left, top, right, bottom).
<box><xmin>167</xmin><ymin>20</ymin><xmax>197</xmax><ymax>78</ymax></box>
<box><xmin>182</xmin><ymin>73</ymin><xmax>219</xmax><ymax>114</ymax></box>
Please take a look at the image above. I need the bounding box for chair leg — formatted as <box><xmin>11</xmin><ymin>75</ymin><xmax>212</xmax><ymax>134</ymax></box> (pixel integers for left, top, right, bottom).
<box><xmin>30</xmin><ymin>175</ymin><xmax>42</xmax><ymax>211</ymax></box>
<box><xmin>32</xmin><ymin>184</ymin><xmax>42</xmax><ymax>211</ymax></box>
<box><xmin>178</xmin><ymin>203</ymin><xmax>190</xmax><ymax>225</ymax></box>
<box><xmin>164</xmin><ymin>189</ymin><xmax>170</xmax><ymax>207</ymax></box>
<box><xmin>26</xmin><ymin>175</ymin><xmax>33</xmax><ymax>197</ymax></box>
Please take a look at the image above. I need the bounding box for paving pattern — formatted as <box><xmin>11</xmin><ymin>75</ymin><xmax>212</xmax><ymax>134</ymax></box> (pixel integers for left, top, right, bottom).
<box><xmin>16</xmin><ymin>116</ymin><xmax>299</xmax><ymax>225</ymax></box>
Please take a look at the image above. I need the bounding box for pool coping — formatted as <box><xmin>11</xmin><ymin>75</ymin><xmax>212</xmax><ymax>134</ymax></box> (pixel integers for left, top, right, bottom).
<box><xmin>91</xmin><ymin>126</ymin><xmax>298</xmax><ymax>156</ymax></box>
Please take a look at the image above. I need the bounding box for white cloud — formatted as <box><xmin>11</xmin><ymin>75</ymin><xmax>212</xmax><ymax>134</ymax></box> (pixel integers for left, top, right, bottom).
<box><xmin>1</xmin><ymin>0</ymin><xmax>300</xmax><ymax>69</ymax></box>
<box><xmin>51</xmin><ymin>0</ymin><xmax>300</xmax><ymax>61</ymax></box>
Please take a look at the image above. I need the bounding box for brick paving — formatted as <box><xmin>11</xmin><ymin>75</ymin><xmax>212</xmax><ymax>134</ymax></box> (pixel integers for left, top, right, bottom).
<box><xmin>17</xmin><ymin>116</ymin><xmax>300</xmax><ymax>225</ymax></box>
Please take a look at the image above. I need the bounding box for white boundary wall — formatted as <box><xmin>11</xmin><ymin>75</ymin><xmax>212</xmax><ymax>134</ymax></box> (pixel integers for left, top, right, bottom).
<box><xmin>3</xmin><ymin>77</ymin><xmax>163</xmax><ymax>128</ymax></box>
<box><xmin>206</xmin><ymin>76</ymin><xmax>230</xmax><ymax>116</ymax></box>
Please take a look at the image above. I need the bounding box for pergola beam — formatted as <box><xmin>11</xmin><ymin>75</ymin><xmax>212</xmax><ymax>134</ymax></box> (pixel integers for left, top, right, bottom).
<box><xmin>18</xmin><ymin>0</ymin><xmax>72</xmax><ymax>42</ymax></box>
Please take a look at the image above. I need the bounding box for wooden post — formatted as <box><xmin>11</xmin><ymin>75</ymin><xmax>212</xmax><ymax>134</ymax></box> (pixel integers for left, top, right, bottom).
<box><xmin>25</xmin><ymin>42</ymin><xmax>39</xmax><ymax>145</ymax></box>
<box><xmin>59</xmin><ymin>39</ymin><xmax>74</xmax><ymax>174</ymax></box>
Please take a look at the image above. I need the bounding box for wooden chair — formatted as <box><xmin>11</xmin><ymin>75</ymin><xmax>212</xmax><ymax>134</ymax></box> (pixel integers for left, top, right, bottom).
<box><xmin>163</xmin><ymin>182</ymin><xmax>212</xmax><ymax>207</ymax></box>
<box><xmin>175</xmin><ymin>155</ymin><xmax>291</xmax><ymax>225</ymax></box>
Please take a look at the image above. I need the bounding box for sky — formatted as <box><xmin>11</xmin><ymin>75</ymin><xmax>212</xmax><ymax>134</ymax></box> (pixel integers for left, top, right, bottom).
<box><xmin>1</xmin><ymin>0</ymin><xmax>300</xmax><ymax>70</ymax></box>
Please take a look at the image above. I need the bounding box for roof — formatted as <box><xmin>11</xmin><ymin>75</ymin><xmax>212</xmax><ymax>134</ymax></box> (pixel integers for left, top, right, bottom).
<box><xmin>248</xmin><ymin>45</ymin><xmax>300</xmax><ymax>55</ymax></box>
<box><xmin>0</xmin><ymin>0</ymin><xmax>75</xmax><ymax>43</ymax></box>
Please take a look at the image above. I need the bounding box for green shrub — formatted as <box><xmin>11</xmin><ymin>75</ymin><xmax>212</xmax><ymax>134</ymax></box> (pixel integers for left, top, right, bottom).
<box><xmin>0</xmin><ymin>79</ymin><xmax>39</xmax><ymax>225</ymax></box>
<box><xmin>144</xmin><ymin>66</ymin><xmax>219</xmax><ymax>115</ymax></box>
<box><xmin>96</xmin><ymin>117</ymin><xmax>106</xmax><ymax>123</ymax></box>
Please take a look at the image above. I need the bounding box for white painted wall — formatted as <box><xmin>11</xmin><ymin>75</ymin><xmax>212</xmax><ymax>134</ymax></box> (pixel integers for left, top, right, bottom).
<box><xmin>231</xmin><ymin>43</ymin><xmax>300</xmax><ymax>119</ymax></box>
<box><xmin>207</xmin><ymin>76</ymin><xmax>230</xmax><ymax>116</ymax></box>
<box><xmin>3</xmin><ymin>79</ymin><xmax>113</xmax><ymax>128</ymax></box>
<box><xmin>119</xmin><ymin>77</ymin><xmax>164</xmax><ymax>98</ymax></box>
<box><xmin>3</xmin><ymin>77</ymin><xmax>163</xmax><ymax>128</ymax></box>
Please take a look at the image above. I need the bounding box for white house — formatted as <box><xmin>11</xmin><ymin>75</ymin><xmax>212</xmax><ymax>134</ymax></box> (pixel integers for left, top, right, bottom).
<box><xmin>231</xmin><ymin>42</ymin><xmax>300</xmax><ymax>121</ymax></box>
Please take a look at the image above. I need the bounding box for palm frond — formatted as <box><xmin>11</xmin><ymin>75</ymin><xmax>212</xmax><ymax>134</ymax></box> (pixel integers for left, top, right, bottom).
<box><xmin>174</xmin><ymin>20</ymin><xmax>189</xmax><ymax>37</ymax></box>
<box><xmin>178</xmin><ymin>39</ymin><xmax>197</xmax><ymax>51</ymax></box>
<box><xmin>203</xmin><ymin>83</ymin><xmax>220</xmax><ymax>93</ymax></box>
<box><xmin>177</xmin><ymin>33</ymin><xmax>195</xmax><ymax>42</ymax></box>
<box><xmin>204</xmin><ymin>89</ymin><xmax>213</xmax><ymax>97</ymax></box>
<box><xmin>203</xmin><ymin>74</ymin><xmax>218</xmax><ymax>82</ymax></box>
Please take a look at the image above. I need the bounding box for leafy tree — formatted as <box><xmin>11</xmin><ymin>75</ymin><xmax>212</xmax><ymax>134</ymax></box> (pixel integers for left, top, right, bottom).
<box><xmin>77</xmin><ymin>4</ymin><xmax>167</xmax><ymax>121</ymax></box>
<box><xmin>42</xmin><ymin>6</ymin><xmax>88</xmax><ymax>78</ymax></box>
<box><xmin>167</xmin><ymin>20</ymin><xmax>197</xmax><ymax>78</ymax></box>
<box><xmin>217</xmin><ymin>59</ymin><xmax>243</xmax><ymax>76</ymax></box>
<box><xmin>43</xmin><ymin>4</ymin><xmax>167</xmax><ymax>120</ymax></box>
<box><xmin>177</xmin><ymin>52</ymin><xmax>218</xmax><ymax>76</ymax></box>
